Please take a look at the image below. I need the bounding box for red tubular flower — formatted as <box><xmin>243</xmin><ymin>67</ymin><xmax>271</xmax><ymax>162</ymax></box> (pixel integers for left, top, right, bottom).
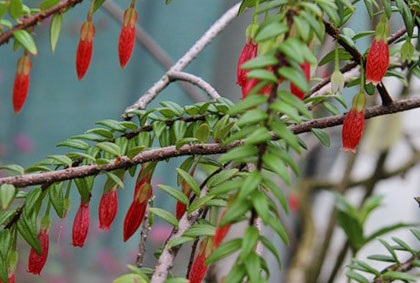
<box><xmin>237</xmin><ymin>40</ymin><xmax>258</xmax><ymax>87</ymax></box>
<box><xmin>76</xmin><ymin>20</ymin><xmax>95</xmax><ymax>80</ymax></box>
<box><xmin>290</xmin><ymin>61</ymin><xmax>310</xmax><ymax>100</ymax></box>
<box><xmin>123</xmin><ymin>166</ymin><xmax>154</xmax><ymax>242</ymax></box>
<box><xmin>189</xmin><ymin>239</ymin><xmax>212</xmax><ymax>283</ymax></box>
<box><xmin>175</xmin><ymin>180</ymin><xmax>191</xmax><ymax>220</ymax></box>
<box><xmin>366</xmin><ymin>38</ymin><xmax>389</xmax><ymax>85</ymax></box>
<box><xmin>7</xmin><ymin>273</ymin><xmax>16</xmax><ymax>283</ymax></box>
<box><xmin>13</xmin><ymin>53</ymin><xmax>32</xmax><ymax>113</ymax></box>
<box><xmin>28</xmin><ymin>229</ymin><xmax>49</xmax><ymax>275</ymax></box>
<box><xmin>99</xmin><ymin>189</ymin><xmax>118</xmax><ymax>230</ymax></box>
<box><xmin>118</xmin><ymin>6</ymin><xmax>138</xmax><ymax>68</ymax></box>
<box><xmin>213</xmin><ymin>210</ymin><xmax>231</xmax><ymax>248</ymax></box>
<box><xmin>72</xmin><ymin>199</ymin><xmax>91</xmax><ymax>247</ymax></box>
<box><xmin>342</xmin><ymin>92</ymin><xmax>365</xmax><ymax>152</ymax></box>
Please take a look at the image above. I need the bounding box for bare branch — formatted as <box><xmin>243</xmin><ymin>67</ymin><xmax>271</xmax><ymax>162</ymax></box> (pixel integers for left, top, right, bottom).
<box><xmin>168</xmin><ymin>71</ymin><xmax>221</xmax><ymax>100</ymax></box>
<box><xmin>0</xmin><ymin>0</ymin><xmax>84</xmax><ymax>46</ymax></box>
<box><xmin>122</xmin><ymin>2</ymin><xmax>241</xmax><ymax>118</ymax></box>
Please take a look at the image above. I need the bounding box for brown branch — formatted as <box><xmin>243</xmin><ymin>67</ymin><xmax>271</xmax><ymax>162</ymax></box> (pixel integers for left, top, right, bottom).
<box><xmin>373</xmin><ymin>254</ymin><xmax>420</xmax><ymax>283</ymax></box>
<box><xmin>2</xmin><ymin>97</ymin><xmax>420</xmax><ymax>189</ymax></box>
<box><xmin>167</xmin><ymin>71</ymin><xmax>221</xmax><ymax>100</ymax></box>
<box><xmin>136</xmin><ymin>199</ymin><xmax>153</xmax><ymax>268</ymax></box>
<box><xmin>0</xmin><ymin>0</ymin><xmax>84</xmax><ymax>46</ymax></box>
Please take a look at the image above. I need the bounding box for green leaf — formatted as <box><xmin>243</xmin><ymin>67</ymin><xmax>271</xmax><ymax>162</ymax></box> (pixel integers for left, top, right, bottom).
<box><xmin>25</xmin><ymin>187</ymin><xmax>42</xmax><ymax>214</ymax></box>
<box><xmin>395</xmin><ymin>0</ymin><xmax>414</xmax><ymax>37</ymax></box>
<box><xmin>17</xmin><ymin>212</ymin><xmax>41</xmax><ymax>253</ymax></box>
<box><xmin>112</xmin><ymin>274</ymin><xmax>147</xmax><ymax>283</ymax></box>
<box><xmin>220</xmin><ymin>198</ymin><xmax>251</xmax><ymax>226</ymax></box>
<box><xmin>75</xmin><ymin>178</ymin><xmax>92</xmax><ymax>204</ymax></box>
<box><xmin>237</xmin><ymin>171</ymin><xmax>261</xmax><ymax>200</ymax></box>
<box><xmin>67</xmin><ymin>151</ymin><xmax>96</xmax><ymax>162</ymax></box>
<box><xmin>49</xmin><ymin>182</ymin><xmax>64</xmax><ymax>218</ymax></box>
<box><xmin>57</xmin><ymin>139</ymin><xmax>89</xmax><ymax>150</ymax></box>
<box><xmin>241</xmin><ymin>54</ymin><xmax>278</xmax><ymax>70</ymax></box>
<box><xmin>164</xmin><ymin>278</ymin><xmax>189</xmax><ymax>283</ymax></box>
<box><xmin>148</xmin><ymin>207</ymin><xmax>178</xmax><ymax>227</ymax></box>
<box><xmin>0</xmin><ymin>230</ymin><xmax>11</xmax><ymax>260</ymax></box>
<box><xmin>158</xmin><ymin>184</ymin><xmax>189</xmax><ymax>205</ymax></box>
<box><xmin>267</xmin><ymin>213</ymin><xmax>289</xmax><ymax>245</ymax></box>
<box><xmin>49</xmin><ymin>13</ymin><xmax>62</xmax><ymax>52</ymax></box>
<box><xmin>47</xmin><ymin>154</ymin><xmax>73</xmax><ymax>167</ymax></box>
<box><xmin>183</xmin><ymin>223</ymin><xmax>215</xmax><ymax>238</ymax></box>
<box><xmin>367</xmin><ymin>254</ymin><xmax>396</xmax><ymax>263</ymax></box>
<box><xmin>260</xmin><ymin>235</ymin><xmax>282</xmax><ymax>268</ymax></box>
<box><xmin>40</xmin><ymin>0</ymin><xmax>59</xmax><ymax>10</ymax></box>
<box><xmin>311</xmin><ymin>128</ymin><xmax>330</xmax><ymax>147</ymax></box>
<box><xmin>104</xmin><ymin>171</ymin><xmax>125</xmax><ymax>189</ymax></box>
<box><xmin>195</xmin><ymin>123</ymin><xmax>210</xmax><ymax>143</ymax></box>
<box><xmin>13</xmin><ymin>30</ymin><xmax>37</xmax><ymax>55</ymax></box>
<box><xmin>365</xmin><ymin>223</ymin><xmax>416</xmax><ymax>244</ymax></box>
<box><xmin>172</xmin><ymin>120</ymin><xmax>187</xmax><ymax>141</ymax></box>
<box><xmin>337</xmin><ymin>210</ymin><xmax>364</xmax><ymax>252</ymax></box>
<box><xmin>91</xmin><ymin>0</ymin><xmax>105</xmax><ymax>13</ymax></box>
<box><xmin>86</xmin><ymin>127</ymin><xmax>114</xmax><ymax>139</ymax></box>
<box><xmin>382</xmin><ymin>271</ymin><xmax>417</xmax><ymax>282</ymax></box>
<box><xmin>262</xmin><ymin>176</ymin><xmax>288</xmax><ymax>213</ymax></box>
<box><xmin>348</xmin><ymin>259</ymin><xmax>380</xmax><ymax>275</ymax></box>
<box><xmin>176</xmin><ymin>168</ymin><xmax>200</xmax><ymax>196</ymax></box>
<box><xmin>378</xmin><ymin>239</ymin><xmax>399</xmax><ymax>263</ymax></box>
<box><xmin>255</xmin><ymin>21</ymin><xmax>288</xmax><ymax>42</ymax></box>
<box><xmin>207</xmin><ymin>169</ymin><xmax>238</xmax><ymax>188</ymax></box>
<box><xmin>237</xmin><ymin>109</ymin><xmax>267</xmax><ymax>127</ymax></box>
<box><xmin>9</xmin><ymin>0</ymin><xmax>22</xmax><ymax>20</ymax></box>
<box><xmin>270</xmin><ymin>101</ymin><xmax>302</xmax><ymax>122</ymax></box>
<box><xmin>0</xmin><ymin>164</ymin><xmax>24</xmax><ymax>175</ymax></box>
<box><xmin>319</xmin><ymin>48</ymin><xmax>352</xmax><ymax>66</ymax></box>
<box><xmin>229</xmin><ymin>94</ymin><xmax>268</xmax><ymax>115</ymax></box>
<box><xmin>247</xmin><ymin>69</ymin><xmax>278</xmax><ymax>82</ymax></box>
<box><xmin>245</xmin><ymin>127</ymin><xmax>272</xmax><ymax>145</ymax></box>
<box><xmin>0</xmin><ymin>210</ymin><xmax>14</xmax><ymax>226</ymax></box>
<box><xmin>239</xmin><ymin>226</ymin><xmax>259</xmax><ymax>262</ymax></box>
<box><xmin>218</xmin><ymin>145</ymin><xmax>258</xmax><ymax>164</ymax></box>
<box><xmin>208</xmin><ymin>179</ymin><xmax>243</xmax><ymax>196</ymax></box>
<box><xmin>206</xmin><ymin>239</ymin><xmax>242</xmax><ymax>264</ymax></box>
<box><xmin>187</xmin><ymin>195</ymin><xmax>214</xmax><ymax>213</ymax></box>
<box><xmin>278</xmin><ymin>66</ymin><xmax>308</xmax><ymax>93</ymax></box>
<box><xmin>271</xmin><ymin>121</ymin><xmax>302</xmax><ymax>153</ymax></box>
<box><xmin>0</xmin><ymin>184</ymin><xmax>16</xmax><ymax>210</ymax></box>
<box><xmin>96</xmin><ymin>119</ymin><xmax>126</xmax><ymax>132</ymax></box>
<box><xmin>345</xmin><ymin>270</ymin><xmax>369</xmax><ymax>283</ymax></box>
<box><xmin>251</xmin><ymin>190</ymin><xmax>270</xmax><ymax>223</ymax></box>
<box><xmin>167</xmin><ymin>236</ymin><xmax>195</xmax><ymax>249</ymax></box>
<box><xmin>0</xmin><ymin>2</ymin><xmax>8</xmax><ymax>19</ymax></box>
<box><xmin>95</xmin><ymin>142</ymin><xmax>121</xmax><ymax>157</ymax></box>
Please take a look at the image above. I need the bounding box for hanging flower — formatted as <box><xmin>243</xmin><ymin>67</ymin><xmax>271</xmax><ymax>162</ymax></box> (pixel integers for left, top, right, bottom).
<box><xmin>342</xmin><ymin>91</ymin><xmax>366</xmax><ymax>152</ymax></box>
<box><xmin>237</xmin><ymin>40</ymin><xmax>258</xmax><ymax>87</ymax></box>
<box><xmin>28</xmin><ymin>229</ymin><xmax>49</xmax><ymax>275</ymax></box>
<box><xmin>331</xmin><ymin>69</ymin><xmax>344</xmax><ymax>94</ymax></box>
<box><xmin>175</xmin><ymin>180</ymin><xmax>191</xmax><ymax>220</ymax></box>
<box><xmin>123</xmin><ymin>165</ymin><xmax>154</xmax><ymax>242</ymax></box>
<box><xmin>118</xmin><ymin>6</ymin><xmax>138</xmax><ymax>68</ymax></box>
<box><xmin>12</xmin><ymin>53</ymin><xmax>32</xmax><ymax>113</ymax></box>
<box><xmin>213</xmin><ymin>210</ymin><xmax>231</xmax><ymax>248</ymax></box>
<box><xmin>366</xmin><ymin>19</ymin><xmax>389</xmax><ymax>86</ymax></box>
<box><xmin>290</xmin><ymin>61</ymin><xmax>310</xmax><ymax>100</ymax></box>
<box><xmin>72</xmin><ymin>199</ymin><xmax>91</xmax><ymax>247</ymax></box>
<box><xmin>76</xmin><ymin>20</ymin><xmax>95</xmax><ymax>80</ymax></box>
<box><xmin>188</xmin><ymin>238</ymin><xmax>212</xmax><ymax>283</ymax></box>
<box><xmin>99</xmin><ymin>188</ymin><xmax>118</xmax><ymax>230</ymax></box>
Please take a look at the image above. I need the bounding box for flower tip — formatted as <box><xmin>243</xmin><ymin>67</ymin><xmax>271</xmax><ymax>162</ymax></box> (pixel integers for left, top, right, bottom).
<box><xmin>343</xmin><ymin>147</ymin><xmax>357</xmax><ymax>153</ymax></box>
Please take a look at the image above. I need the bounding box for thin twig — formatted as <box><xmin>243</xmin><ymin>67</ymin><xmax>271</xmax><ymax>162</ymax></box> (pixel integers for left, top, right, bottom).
<box><xmin>0</xmin><ymin>0</ymin><xmax>85</xmax><ymax>46</ymax></box>
<box><xmin>168</xmin><ymin>71</ymin><xmax>221</xmax><ymax>100</ymax></box>
<box><xmin>122</xmin><ymin>1</ymin><xmax>241</xmax><ymax>118</ymax></box>
<box><xmin>2</xmin><ymin>96</ymin><xmax>420</xmax><ymax>189</ymax></box>
<box><xmin>136</xmin><ymin>198</ymin><xmax>153</xmax><ymax>267</ymax></box>
<box><xmin>101</xmin><ymin>1</ymin><xmax>204</xmax><ymax>103</ymax></box>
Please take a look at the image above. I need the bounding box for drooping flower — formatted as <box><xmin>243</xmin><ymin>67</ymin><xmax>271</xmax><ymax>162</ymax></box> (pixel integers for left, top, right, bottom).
<box><xmin>118</xmin><ymin>5</ymin><xmax>138</xmax><ymax>68</ymax></box>
<box><xmin>331</xmin><ymin>69</ymin><xmax>344</xmax><ymax>94</ymax></box>
<box><xmin>188</xmin><ymin>238</ymin><xmax>212</xmax><ymax>283</ymax></box>
<box><xmin>99</xmin><ymin>189</ymin><xmax>118</xmax><ymax>230</ymax></box>
<box><xmin>13</xmin><ymin>53</ymin><xmax>32</xmax><ymax>113</ymax></box>
<box><xmin>76</xmin><ymin>20</ymin><xmax>95</xmax><ymax>80</ymax></box>
<box><xmin>72</xmin><ymin>199</ymin><xmax>91</xmax><ymax>247</ymax></box>
<box><xmin>28</xmin><ymin>229</ymin><xmax>50</xmax><ymax>275</ymax></box>
<box><xmin>290</xmin><ymin>61</ymin><xmax>310</xmax><ymax>100</ymax></box>
<box><xmin>175</xmin><ymin>180</ymin><xmax>191</xmax><ymax>220</ymax></box>
<box><xmin>237</xmin><ymin>40</ymin><xmax>258</xmax><ymax>87</ymax></box>
<box><xmin>366</xmin><ymin>19</ymin><xmax>389</xmax><ymax>86</ymax></box>
<box><xmin>123</xmin><ymin>165</ymin><xmax>154</xmax><ymax>242</ymax></box>
<box><xmin>342</xmin><ymin>91</ymin><xmax>366</xmax><ymax>152</ymax></box>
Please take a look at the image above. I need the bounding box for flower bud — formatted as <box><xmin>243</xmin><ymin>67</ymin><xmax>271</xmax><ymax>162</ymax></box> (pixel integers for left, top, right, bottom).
<box><xmin>237</xmin><ymin>40</ymin><xmax>258</xmax><ymax>87</ymax></box>
<box><xmin>13</xmin><ymin>53</ymin><xmax>32</xmax><ymax>113</ymax></box>
<box><xmin>342</xmin><ymin>92</ymin><xmax>365</xmax><ymax>152</ymax></box>
<box><xmin>188</xmin><ymin>238</ymin><xmax>212</xmax><ymax>283</ymax></box>
<box><xmin>365</xmin><ymin>38</ymin><xmax>389</xmax><ymax>86</ymax></box>
<box><xmin>72</xmin><ymin>199</ymin><xmax>90</xmax><ymax>247</ymax></box>
<box><xmin>99</xmin><ymin>188</ymin><xmax>118</xmax><ymax>230</ymax></box>
<box><xmin>28</xmin><ymin>228</ymin><xmax>49</xmax><ymax>275</ymax></box>
<box><xmin>290</xmin><ymin>61</ymin><xmax>310</xmax><ymax>100</ymax></box>
<box><xmin>118</xmin><ymin>7</ymin><xmax>138</xmax><ymax>68</ymax></box>
<box><xmin>76</xmin><ymin>20</ymin><xmax>95</xmax><ymax>80</ymax></box>
<box><xmin>331</xmin><ymin>69</ymin><xmax>344</xmax><ymax>94</ymax></box>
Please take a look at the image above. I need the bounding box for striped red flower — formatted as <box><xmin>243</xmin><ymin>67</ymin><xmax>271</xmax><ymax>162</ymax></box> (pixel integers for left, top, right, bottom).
<box><xmin>189</xmin><ymin>238</ymin><xmax>212</xmax><ymax>283</ymax></box>
<box><xmin>28</xmin><ymin>229</ymin><xmax>49</xmax><ymax>275</ymax></box>
<box><xmin>118</xmin><ymin>6</ymin><xmax>138</xmax><ymax>68</ymax></box>
<box><xmin>76</xmin><ymin>20</ymin><xmax>95</xmax><ymax>80</ymax></box>
<box><xmin>342</xmin><ymin>92</ymin><xmax>365</xmax><ymax>152</ymax></box>
<box><xmin>123</xmin><ymin>166</ymin><xmax>154</xmax><ymax>242</ymax></box>
<box><xmin>290</xmin><ymin>61</ymin><xmax>310</xmax><ymax>100</ymax></box>
<box><xmin>72</xmin><ymin>199</ymin><xmax>91</xmax><ymax>247</ymax></box>
<box><xmin>237</xmin><ymin>40</ymin><xmax>258</xmax><ymax>87</ymax></box>
<box><xmin>12</xmin><ymin>53</ymin><xmax>32</xmax><ymax>113</ymax></box>
<box><xmin>366</xmin><ymin>38</ymin><xmax>389</xmax><ymax>85</ymax></box>
<box><xmin>99</xmin><ymin>189</ymin><xmax>118</xmax><ymax>230</ymax></box>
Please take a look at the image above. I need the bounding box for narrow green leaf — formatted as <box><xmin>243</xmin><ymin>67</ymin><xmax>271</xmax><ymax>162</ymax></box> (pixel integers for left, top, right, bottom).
<box><xmin>158</xmin><ymin>184</ymin><xmax>189</xmax><ymax>205</ymax></box>
<box><xmin>267</xmin><ymin>213</ymin><xmax>289</xmax><ymax>245</ymax></box>
<box><xmin>245</xmin><ymin>127</ymin><xmax>272</xmax><ymax>145</ymax></box>
<box><xmin>0</xmin><ymin>184</ymin><xmax>16</xmax><ymax>210</ymax></box>
<box><xmin>172</xmin><ymin>120</ymin><xmax>187</xmax><ymax>141</ymax></box>
<box><xmin>57</xmin><ymin>139</ymin><xmax>89</xmax><ymax>150</ymax></box>
<box><xmin>278</xmin><ymin>66</ymin><xmax>308</xmax><ymax>93</ymax></box>
<box><xmin>40</xmin><ymin>0</ymin><xmax>59</xmax><ymax>9</ymax></box>
<box><xmin>148</xmin><ymin>207</ymin><xmax>178</xmax><ymax>227</ymax></box>
<box><xmin>229</xmin><ymin>94</ymin><xmax>268</xmax><ymax>115</ymax></box>
<box><xmin>262</xmin><ymin>155</ymin><xmax>291</xmax><ymax>185</ymax></box>
<box><xmin>239</xmin><ymin>226</ymin><xmax>259</xmax><ymax>262</ymax></box>
<box><xmin>13</xmin><ymin>30</ymin><xmax>37</xmax><ymax>55</ymax></box>
<box><xmin>17</xmin><ymin>212</ymin><xmax>41</xmax><ymax>253</ymax></box>
<box><xmin>251</xmin><ymin>190</ymin><xmax>270</xmax><ymax>223</ymax></box>
<box><xmin>95</xmin><ymin>142</ymin><xmax>121</xmax><ymax>157</ymax></box>
<box><xmin>25</xmin><ymin>187</ymin><xmax>42</xmax><ymax>214</ymax></box>
<box><xmin>183</xmin><ymin>223</ymin><xmax>215</xmax><ymax>238</ymax></box>
<box><xmin>112</xmin><ymin>274</ymin><xmax>147</xmax><ymax>283</ymax></box>
<box><xmin>237</xmin><ymin>109</ymin><xmax>267</xmax><ymax>127</ymax></box>
<box><xmin>255</xmin><ymin>21</ymin><xmax>288</xmax><ymax>42</ymax></box>
<box><xmin>260</xmin><ymin>235</ymin><xmax>282</xmax><ymax>268</ymax></box>
<box><xmin>218</xmin><ymin>145</ymin><xmax>258</xmax><ymax>164</ymax></box>
<box><xmin>195</xmin><ymin>123</ymin><xmax>210</xmax><ymax>143</ymax></box>
<box><xmin>9</xmin><ymin>0</ymin><xmax>22</xmax><ymax>20</ymax></box>
<box><xmin>382</xmin><ymin>271</ymin><xmax>417</xmax><ymax>282</ymax></box>
<box><xmin>241</xmin><ymin>54</ymin><xmax>278</xmax><ymax>70</ymax></box>
<box><xmin>49</xmin><ymin>13</ymin><xmax>62</xmax><ymax>52</ymax></box>
<box><xmin>104</xmin><ymin>171</ymin><xmax>125</xmax><ymax>189</ymax></box>
<box><xmin>207</xmin><ymin>169</ymin><xmax>238</xmax><ymax>188</ymax></box>
<box><xmin>167</xmin><ymin>236</ymin><xmax>194</xmax><ymax>249</ymax></box>
<box><xmin>206</xmin><ymin>239</ymin><xmax>242</xmax><ymax>264</ymax></box>
<box><xmin>47</xmin><ymin>154</ymin><xmax>73</xmax><ymax>167</ymax></box>
<box><xmin>345</xmin><ymin>270</ymin><xmax>369</xmax><ymax>283</ymax></box>
<box><xmin>238</xmin><ymin>171</ymin><xmax>261</xmax><ymax>200</ymax></box>
<box><xmin>367</xmin><ymin>254</ymin><xmax>396</xmax><ymax>263</ymax></box>
<box><xmin>0</xmin><ymin>164</ymin><xmax>24</xmax><ymax>175</ymax></box>
<box><xmin>311</xmin><ymin>128</ymin><xmax>330</xmax><ymax>147</ymax></box>
<box><xmin>187</xmin><ymin>195</ymin><xmax>214</xmax><ymax>214</ymax></box>
<box><xmin>176</xmin><ymin>168</ymin><xmax>200</xmax><ymax>196</ymax></box>
<box><xmin>247</xmin><ymin>69</ymin><xmax>278</xmax><ymax>82</ymax></box>
<box><xmin>49</xmin><ymin>182</ymin><xmax>64</xmax><ymax>218</ymax></box>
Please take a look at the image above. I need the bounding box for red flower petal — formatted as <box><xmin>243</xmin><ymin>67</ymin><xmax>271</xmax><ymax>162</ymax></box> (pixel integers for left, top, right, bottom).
<box><xmin>118</xmin><ymin>7</ymin><xmax>138</xmax><ymax>68</ymax></box>
<box><xmin>72</xmin><ymin>200</ymin><xmax>90</xmax><ymax>247</ymax></box>
<box><xmin>188</xmin><ymin>245</ymin><xmax>208</xmax><ymax>283</ymax></box>
<box><xmin>123</xmin><ymin>199</ymin><xmax>148</xmax><ymax>242</ymax></box>
<box><xmin>13</xmin><ymin>54</ymin><xmax>32</xmax><ymax>113</ymax></box>
<box><xmin>366</xmin><ymin>38</ymin><xmax>389</xmax><ymax>85</ymax></box>
<box><xmin>76</xmin><ymin>21</ymin><xmax>95</xmax><ymax>80</ymax></box>
<box><xmin>99</xmin><ymin>189</ymin><xmax>118</xmax><ymax>230</ymax></box>
<box><xmin>237</xmin><ymin>40</ymin><xmax>258</xmax><ymax>87</ymax></box>
<box><xmin>342</xmin><ymin>108</ymin><xmax>365</xmax><ymax>152</ymax></box>
<box><xmin>290</xmin><ymin>61</ymin><xmax>310</xmax><ymax>100</ymax></box>
<box><xmin>28</xmin><ymin>229</ymin><xmax>49</xmax><ymax>275</ymax></box>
